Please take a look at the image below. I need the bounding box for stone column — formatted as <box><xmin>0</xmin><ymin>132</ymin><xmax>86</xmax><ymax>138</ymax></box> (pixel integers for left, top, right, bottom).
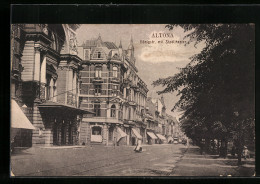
<box><xmin>34</xmin><ymin>48</ymin><xmax>41</xmax><ymax>81</ymax></box>
<box><xmin>50</xmin><ymin>78</ymin><xmax>54</xmax><ymax>101</ymax></box>
<box><xmin>44</xmin><ymin>128</ymin><xmax>52</xmax><ymax>146</ymax></box>
<box><xmin>53</xmin><ymin>79</ymin><xmax>57</xmax><ymax>102</ymax></box>
<box><xmin>106</xmin><ymin>124</ymin><xmax>110</xmax><ymax>146</ymax></box>
<box><xmin>40</xmin><ymin>56</ymin><xmax>46</xmax><ymax>84</ymax></box>
<box><xmin>126</xmin><ymin>128</ymin><xmax>129</xmax><ymax>146</ymax></box>
<box><xmin>103</xmin><ymin>124</ymin><xmax>108</xmax><ymax>146</ymax></box>
<box><xmin>87</xmin><ymin>123</ymin><xmax>91</xmax><ymax>146</ymax></box>
<box><xmin>67</xmin><ymin>68</ymin><xmax>73</xmax><ymax>105</ymax></box>
<box><xmin>123</xmin><ymin>88</ymin><xmax>126</xmax><ymax>98</ymax></box>
<box><xmin>73</xmin><ymin>71</ymin><xmax>77</xmax><ymax>94</ymax></box>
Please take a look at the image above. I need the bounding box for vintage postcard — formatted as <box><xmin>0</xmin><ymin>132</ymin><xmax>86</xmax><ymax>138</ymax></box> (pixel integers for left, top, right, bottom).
<box><xmin>10</xmin><ymin>23</ymin><xmax>255</xmax><ymax>177</ymax></box>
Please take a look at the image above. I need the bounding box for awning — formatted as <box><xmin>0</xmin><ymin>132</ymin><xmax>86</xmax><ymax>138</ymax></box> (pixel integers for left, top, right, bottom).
<box><xmin>117</xmin><ymin>127</ymin><xmax>127</xmax><ymax>141</ymax></box>
<box><xmin>132</xmin><ymin>128</ymin><xmax>142</xmax><ymax>139</ymax></box>
<box><xmin>156</xmin><ymin>134</ymin><xmax>167</xmax><ymax>141</ymax></box>
<box><xmin>147</xmin><ymin>132</ymin><xmax>157</xmax><ymax>139</ymax></box>
<box><xmin>11</xmin><ymin>100</ymin><xmax>35</xmax><ymax>130</ymax></box>
<box><xmin>167</xmin><ymin>136</ymin><xmax>173</xmax><ymax>142</ymax></box>
<box><xmin>38</xmin><ymin>101</ymin><xmax>94</xmax><ymax>114</ymax></box>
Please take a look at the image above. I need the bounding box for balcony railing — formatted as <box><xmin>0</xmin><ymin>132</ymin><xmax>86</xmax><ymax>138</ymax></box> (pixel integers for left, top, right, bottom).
<box><xmin>93</xmin><ymin>77</ymin><xmax>103</xmax><ymax>83</ymax></box>
<box><xmin>111</xmin><ymin>77</ymin><xmax>120</xmax><ymax>83</ymax></box>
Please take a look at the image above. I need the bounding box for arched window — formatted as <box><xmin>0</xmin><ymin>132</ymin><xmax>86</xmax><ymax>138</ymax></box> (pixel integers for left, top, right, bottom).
<box><xmin>111</xmin><ymin>104</ymin><xmax>116</xmax><ymax>117</ymax></box>
<box><xmin>112</xmin><ymin>66</ymin><xmax>118</xmax><ymax>78</ymax></box>
<box><xmin>97</xmin><ymin>52</ymin><xmax>101</xmax><ymax>58</ymax></box>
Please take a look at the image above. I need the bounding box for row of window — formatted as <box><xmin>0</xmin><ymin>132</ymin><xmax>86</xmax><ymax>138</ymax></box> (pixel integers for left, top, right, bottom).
<box><xmin>84</xmin><ymin>101</ymin><xmax>133</xmax><ymax>119</ymax></box>
<box><xmin>84</xmin><ymin>50</ymin><xmax>104</xmax><ymax>60</ymax></box>
<box><xmin>93</xmin><ymin>104</ymin><xmax>117</xmax><ymax>117</ymax></box>
<box><xmin>94</xmin><ymin>66</ymin><xmax>118</xmax><ymax>78</ymax></box>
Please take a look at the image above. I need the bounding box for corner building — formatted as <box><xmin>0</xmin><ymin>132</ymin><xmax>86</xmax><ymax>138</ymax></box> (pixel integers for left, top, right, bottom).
<box><xmin>77</xmin><ymin>35</ymin><xmax>148</xmax><ymax>146</ymax></box>
<box><xmin>11</xmin><ymin>24</ymin><xmax>93</xmax><ymax>147</ymax></box>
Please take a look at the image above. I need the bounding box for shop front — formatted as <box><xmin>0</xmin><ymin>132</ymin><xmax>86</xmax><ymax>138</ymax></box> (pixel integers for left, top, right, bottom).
<box><xmin>90</xmin><ymin>124</ymin><xmax>103</xmax><ymax>143</ymax></box>
<box><xmin>11</xmin><ymin>99</ymin><xmax>35</xmax><ymax>149</ymax></box>
<box><xmin>38</xmin><ymin>101</ymin><xmax>93</xmax><ymax>146</ymax></box>
<box><xmin>155</xmin><ymin>133</ymin><xmax>167</xmax><ymax>144</ymax></box>
<box><xmin>131</xmin><ymin>128</ymin><xmax>142</xmax><ymax>145</ymax></box>
<box><xmin>147</xmin><ymin>131</ymin><xmax>157</xmax><ymax>145</ymax></box>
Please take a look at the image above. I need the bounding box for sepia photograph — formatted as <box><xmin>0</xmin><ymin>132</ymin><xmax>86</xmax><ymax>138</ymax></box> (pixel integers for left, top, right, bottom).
<box><xmin>10</xmin><ymin>23</ymin><xmax>255</xmax><ymax>177</ymax></box>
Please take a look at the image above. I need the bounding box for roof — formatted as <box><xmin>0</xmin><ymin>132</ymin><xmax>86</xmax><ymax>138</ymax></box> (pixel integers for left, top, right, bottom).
<box><xmin>82</xmin><ymin>39</ymin><xmax>97</xmax><ymax>48</ymax></box>
<box><xmin>38</xmin><ymin>101</ymin><xmax>94</xmax><ymax>114</ymax></box>
<box><xmin>104</xmin><ymin>42</ymin><xmax>118</xmax><ymax>49</ymax></box>
<box><xmin>81</xmin><ymin>40</ymin><xmax>118</xmax><ymax>50</ymax></box>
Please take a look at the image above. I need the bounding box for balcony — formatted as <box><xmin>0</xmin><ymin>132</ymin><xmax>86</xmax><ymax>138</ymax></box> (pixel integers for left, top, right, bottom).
<box><xmin>128</xmin><ymin>101</ymin><xmax>137</xmax><ymax>106</ymax></box>
<box><xmin>92</xmin><ymin>77</ymin><xmax>103</xmax><ymax>83</ymax></box>
<box><xmin>111</xmin><ymin>77</ymin><xmax>120</xmax><ymax>83</ymax></box>
<box><xmin>83</xmin><ymin>116</ymin><xmax>123</xmax><ymax>124</ymax></box>
<box><xmin>123</xmin><ymin>78</ymin><xmax>131</xmax><ymax>84</ymax></box>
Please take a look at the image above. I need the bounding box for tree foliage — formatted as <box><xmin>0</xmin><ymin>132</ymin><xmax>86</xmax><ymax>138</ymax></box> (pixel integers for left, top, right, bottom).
<box><xmin>153</xmin><ymin>24</ymin><xmax>255</xmax><ymax>145</ymax></box>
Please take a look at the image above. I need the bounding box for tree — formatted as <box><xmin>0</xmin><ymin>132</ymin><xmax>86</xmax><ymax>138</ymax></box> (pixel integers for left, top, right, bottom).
<box><xmin>153</xmin><ymin>24</ymin><xmax>255</xmax><ymax>164</ymax></box>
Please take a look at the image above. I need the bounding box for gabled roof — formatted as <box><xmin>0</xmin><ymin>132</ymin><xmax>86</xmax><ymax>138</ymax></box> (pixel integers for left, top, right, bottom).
<box><xmin>104</xmin><ymin>42</ymin><xmax>118</xmax><ymax>49</ymax></box>
<box><xmin>81</xmin><ymin>39</ymin><xmax>118</xmax><ymax>50</ymax></box>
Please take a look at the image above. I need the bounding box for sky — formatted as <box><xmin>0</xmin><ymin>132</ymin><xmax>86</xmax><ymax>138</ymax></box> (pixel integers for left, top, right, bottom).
<box><xmin>76</xmin><ymin>24</ymin><xmax>205</xmax><ymax>119</ymax></box>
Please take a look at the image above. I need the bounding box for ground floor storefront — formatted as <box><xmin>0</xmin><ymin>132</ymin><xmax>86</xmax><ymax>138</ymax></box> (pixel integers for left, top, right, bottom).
<box><xmin>79</xmin><ymin>122</ymin><xmax>127</xmax><ymax>146</ymax></box>
<box><xmin>16</xmin><ymin>101</ymin><xmax>93</xmax><ymax>147</ymax></box>
<box><xmin>79</xmin><ymin>121</ymin><xmax>147</xmax><ymax>146</ymax></box>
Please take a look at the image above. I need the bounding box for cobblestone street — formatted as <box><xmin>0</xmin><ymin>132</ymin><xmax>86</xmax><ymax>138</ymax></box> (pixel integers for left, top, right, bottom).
<box><xmin>11</xmin><ymin>144</ymin><xmax>254</xmax><ymax>177</ymax></box>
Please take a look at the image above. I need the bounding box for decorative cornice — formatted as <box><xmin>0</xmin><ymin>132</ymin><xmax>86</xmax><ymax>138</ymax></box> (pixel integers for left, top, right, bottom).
<box><xmin>60</xmin><ymin>54</ymin><xmax>82</xmax><ymax>64</ymax></box>
<box><xmin>34</xmin><ymin>45</ymin><xmax>48</xmax><ymax>53</ymax></box>
<box><xmin>25</xmin><ymin>32</ymin><xmax>52</xmax><ymax>45</ymax></box>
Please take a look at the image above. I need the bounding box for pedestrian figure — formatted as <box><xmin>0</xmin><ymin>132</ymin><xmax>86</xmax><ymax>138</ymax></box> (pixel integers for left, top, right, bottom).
<box><xmin>242</xmin><ymin>146</ymin><xmax>250</xmax><ymax>160</ymax></box>
<box><xmin>114</xmin><ymin>136</ymin><xmax>117</xmax><ymax>149</ymax></box>
<box><xmin>200</xmin><ymin>139</ymin><xmax>205</xmax><ymax>155</ymax></box>
<box><xmin>231</xmin><ymin>146</ymin><xmax>236</xmax><ymax>157</ymax></box>
<box><xmin>134</xmin><ymin>139</ymin><xmax>142</xmax><ymax>153</ymax></box>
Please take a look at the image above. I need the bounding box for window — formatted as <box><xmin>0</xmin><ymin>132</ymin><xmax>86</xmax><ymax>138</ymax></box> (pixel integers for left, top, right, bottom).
<box><xmin>94</xmin><ymin>85</ymin><xmax>101</xmax><ymax>95</ymax></box>
<box><xmin>128</xmin><ymin>108</ymin><xmax>131</xmax><ymax>120</ymax></box>
<box><xmin>111</xmin><ymin>104</ymin><xmax>116</xmax><ymax>117</ymax></box>
<box><xmin>53</xmin><ymin>79</ymin><xmax>57</xmax><ymax>101</ymax></box>
<box><xmin>112</xmin><ymin>66</ymin><xmax>118</xmax><ymax>77</ymax></box>
<box><xmin>95</xmin><ymin>67</ymin><xmax>102</xmax><ymax>78</ymax></box>
<box><xmin>84</xmin><ymin>49</ymin><xmax>90</xmax><ymax>60</ymax></box>
<box><xmin>46</xmin><ymin>75</ymin><xmax>51</xmax><ymax>100</ymax></box>
<box><xmin>94</xmin><ymin>103</ymin><xmax>101</xmax><ymax>117</ymax></box>
<box><xmin>97</xmin><ymin>52</ymin><xmax>101</xmax><ymax>58</ymax></box>
<box><xmin>92</xmin><ymin>126</ymin><xmax>101</xmax><ymax>135</ymax></box>
<box><xmin>141</xmin><ymin>109</ymin><xmax>144</xmax><ymax>116</ymax></box>
<box><xmin>112</xmin><ymin>91</ymin><xmax>117</xmax><ymax>96</ymax></box>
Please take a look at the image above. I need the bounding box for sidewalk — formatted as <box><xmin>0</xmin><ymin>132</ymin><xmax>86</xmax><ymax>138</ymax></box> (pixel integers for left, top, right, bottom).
<box><xmin>170</xmin><ymin>145</ymin><xmax>255</xmax><ymax>177</ymax></box>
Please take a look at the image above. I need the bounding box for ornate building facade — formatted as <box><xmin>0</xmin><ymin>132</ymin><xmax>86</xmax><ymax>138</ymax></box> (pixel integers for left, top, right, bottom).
<box><xmin>145</xmin><ymin>97</ymin><xmax>180</xmax><ymax>144</ymax></box>
<box><xmin>11</xmin><ymin>24</ymin><xmax>93</xmax><ymax>147</ymax></box>
<box><xmin>77</xmin><ymin>35</ymin><xmax>148</xmax><ymax>146</ymax></box>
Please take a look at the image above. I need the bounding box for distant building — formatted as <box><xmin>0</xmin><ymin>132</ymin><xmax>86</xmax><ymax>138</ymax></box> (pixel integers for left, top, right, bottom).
<box><xmin>77</xmin><ymin>35</ymin><xmax>148</xmax><ymax>146</ymax></box>
<box><xmin>145</xmin><ymin>96</ymin><xmax>179</xmax><ymax>144</ymax></box>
